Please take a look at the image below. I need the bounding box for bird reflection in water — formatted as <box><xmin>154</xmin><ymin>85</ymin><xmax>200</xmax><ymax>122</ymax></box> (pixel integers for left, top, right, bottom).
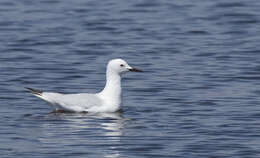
<box><xmin>38</xmin><ymin>111</ymin><xmax>128</xmax><ymax>158</ymax></box>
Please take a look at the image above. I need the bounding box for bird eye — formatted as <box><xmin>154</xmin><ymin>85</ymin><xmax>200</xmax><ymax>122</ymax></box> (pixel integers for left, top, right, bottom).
<box><xmin>120</xmin><ymin>64</ymin><xmax>124</xmax><ymax>67</ymax></box>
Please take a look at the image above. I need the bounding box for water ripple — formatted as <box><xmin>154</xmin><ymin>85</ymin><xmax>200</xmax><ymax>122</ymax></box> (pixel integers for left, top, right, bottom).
<box><xmin>1</xmin><ymin>0</ymin><xmax>260</xmax><ymax>157</ymax></box>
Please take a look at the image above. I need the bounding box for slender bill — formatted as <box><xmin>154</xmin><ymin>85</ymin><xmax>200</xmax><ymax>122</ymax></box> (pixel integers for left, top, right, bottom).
<box><xmin>128</xmin><ymin>67</ymin><xmax>143</xmax><ymax>72</ymax></box>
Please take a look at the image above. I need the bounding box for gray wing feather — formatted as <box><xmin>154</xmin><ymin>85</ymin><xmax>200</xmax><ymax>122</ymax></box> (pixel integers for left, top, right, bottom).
<box><xmin>45</xmin><ymin>93</ymin><xmax>102</xmax><ymax>112</ymax></box>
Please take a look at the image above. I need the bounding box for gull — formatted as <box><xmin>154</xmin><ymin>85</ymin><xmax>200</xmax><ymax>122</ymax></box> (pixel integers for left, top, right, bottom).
<box><xmin>26</xmin><ymin>58</ymin><xmax>142</xmax><ymax>113</ymax></box>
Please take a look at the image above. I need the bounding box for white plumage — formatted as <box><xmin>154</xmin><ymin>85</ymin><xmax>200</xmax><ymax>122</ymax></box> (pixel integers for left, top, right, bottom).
<box><xmin>26</xmin><ymin>58</ymin><xmax>142</xmax><ymax>113</ymax></box>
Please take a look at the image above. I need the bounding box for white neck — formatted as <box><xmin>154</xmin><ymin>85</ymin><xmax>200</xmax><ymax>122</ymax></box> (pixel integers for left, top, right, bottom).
<box><xmin>98</xmin><ymin>69</ymin><xmax>122</xmax><ymax>108</ymax></box>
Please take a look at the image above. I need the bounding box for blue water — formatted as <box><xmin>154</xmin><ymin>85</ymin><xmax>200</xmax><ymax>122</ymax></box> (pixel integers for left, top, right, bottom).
<box><xmin>1</xmin><ymin>0</ymin><xmax>260</xmax><ymax>157</ymax></box>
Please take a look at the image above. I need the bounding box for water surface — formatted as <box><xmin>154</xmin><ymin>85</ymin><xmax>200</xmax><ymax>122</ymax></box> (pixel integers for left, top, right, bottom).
<box><xmin>1</xmin><ymin>0</ymin><xmax>260</xmax><ymax>157</ymax></box>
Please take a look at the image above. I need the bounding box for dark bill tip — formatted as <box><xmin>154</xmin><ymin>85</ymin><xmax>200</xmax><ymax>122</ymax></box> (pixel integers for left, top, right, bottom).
<box><xmin>129</xmin><ymin>67</ymin><xmax>143</xmax><ymax>72</ymax></box>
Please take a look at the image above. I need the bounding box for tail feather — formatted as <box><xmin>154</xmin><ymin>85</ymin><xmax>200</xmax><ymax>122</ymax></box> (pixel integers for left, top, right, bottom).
<box><xmin>25</xmin><ymin>87</ymin><xmax>43</xmax><ymax>96</ymax></box>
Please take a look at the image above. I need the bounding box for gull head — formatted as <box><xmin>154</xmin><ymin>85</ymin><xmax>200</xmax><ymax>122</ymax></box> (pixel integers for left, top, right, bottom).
<box><xmin>107</xmin><ymin>59</ymin><xmax>142</xmax><ymax>75</ymax></box>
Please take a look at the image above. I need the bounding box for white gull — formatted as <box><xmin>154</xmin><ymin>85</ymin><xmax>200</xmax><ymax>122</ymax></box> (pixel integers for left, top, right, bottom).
<box><xmin>26</xmin><ymin>58</ymin><xmax>142</xmax><ymax>113</ymax></box>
